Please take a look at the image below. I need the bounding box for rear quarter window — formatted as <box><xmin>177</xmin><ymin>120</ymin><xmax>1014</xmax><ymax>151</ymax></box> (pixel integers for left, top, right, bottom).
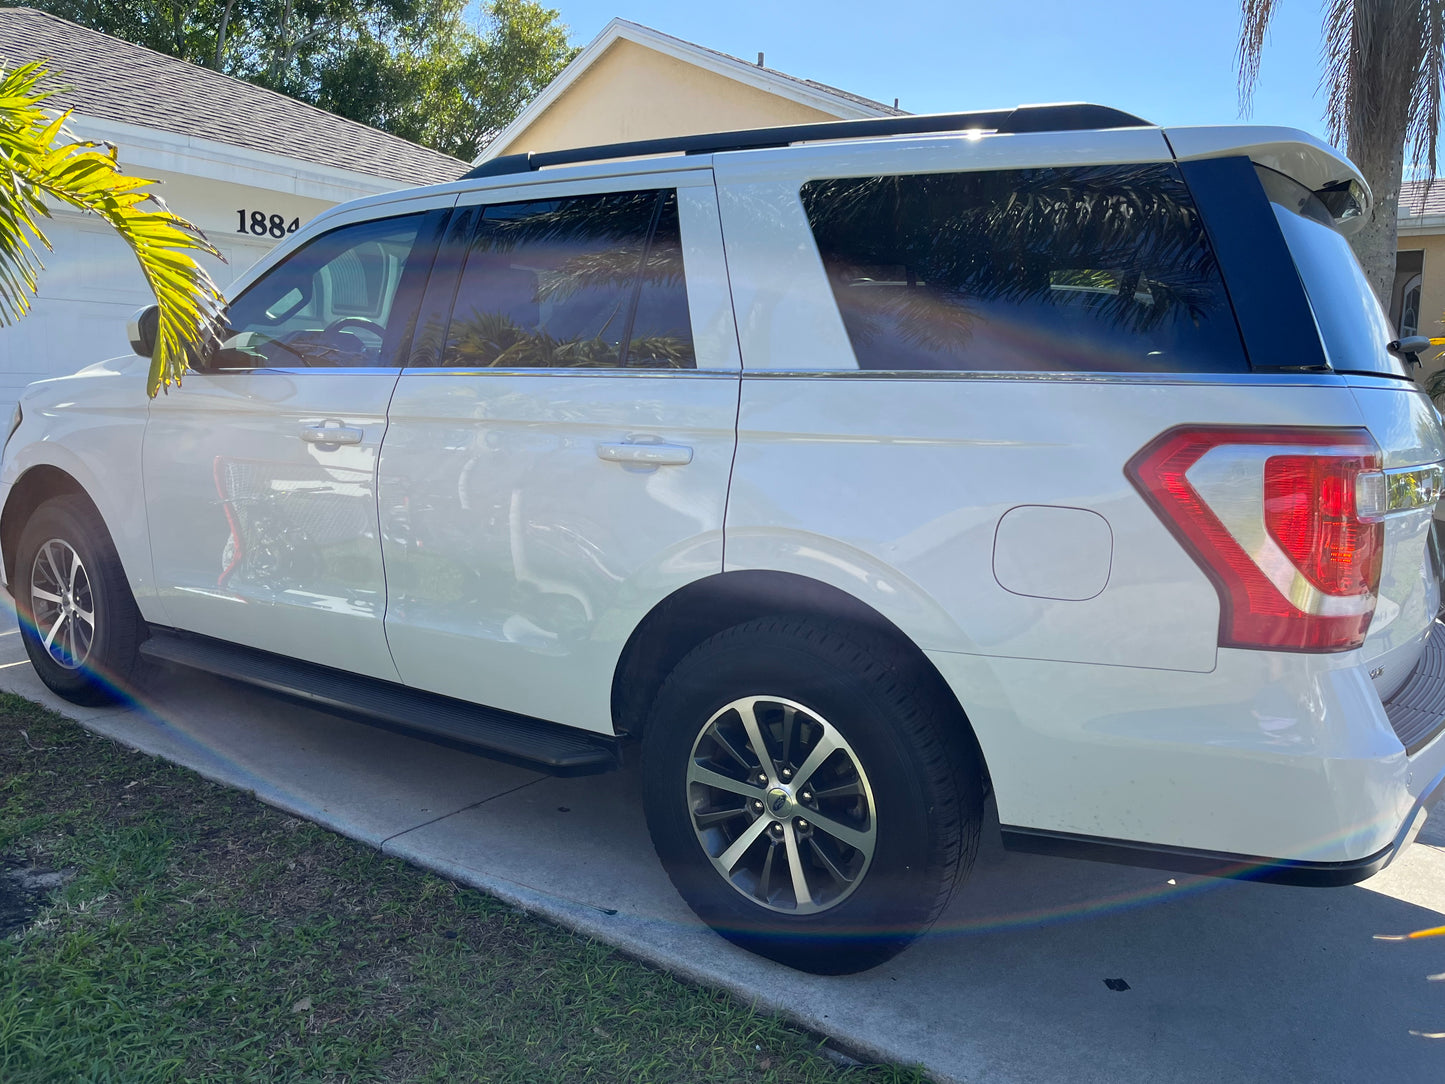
<box><xmin>799</xmin><ymin>164</ymin><xmax>1248</xmax><ymax>374</ymax></box>
<box><xmin>1255</xmin><ymin>164</ymin><xmax>1408</xmax><ymax>379</ymax></box>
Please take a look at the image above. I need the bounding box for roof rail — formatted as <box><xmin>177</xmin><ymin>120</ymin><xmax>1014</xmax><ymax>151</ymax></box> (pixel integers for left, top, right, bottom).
<box><xmin>463</xmin><ymin>103</ymin><xmax>1153</xmax><ymax>180</ymax></box>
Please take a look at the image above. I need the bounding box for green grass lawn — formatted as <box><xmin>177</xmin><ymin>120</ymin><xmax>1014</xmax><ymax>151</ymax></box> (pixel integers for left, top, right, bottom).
<box><xmin>0</xmin><ymin>693</ymin><xmax>926</xmax><ymax>1083</ymax></box>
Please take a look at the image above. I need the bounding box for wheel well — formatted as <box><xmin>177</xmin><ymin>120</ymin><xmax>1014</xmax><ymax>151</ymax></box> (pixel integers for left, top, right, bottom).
<box><xmin>611</xmin><ymin>571</ymin><xmax>989</xmax><ymax>781</ymax></box>
<box><xmin>0</xmin><ymin>466</ymin><xmax>90</xmax><ymax>586</ymax></box>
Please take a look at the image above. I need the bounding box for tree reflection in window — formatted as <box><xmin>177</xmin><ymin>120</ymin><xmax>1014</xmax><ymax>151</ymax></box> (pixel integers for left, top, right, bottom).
<box><xmin>800</xmin><ymin>164</ymin><xmax>1248</xmax><ymax>373</ymax></box>
<box><xmin>444</xmin><ymin>189</ymin><xmax>695</xmax><ymax>369</ymax></box>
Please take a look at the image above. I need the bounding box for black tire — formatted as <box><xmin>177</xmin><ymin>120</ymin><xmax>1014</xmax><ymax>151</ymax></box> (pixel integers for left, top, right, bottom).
<box><xmin>15</xmin><ymin>494</ymin><xmax>143</xmax><ymax>705</ymax></box>
<box><xmin>641</xmin><ymin>616</ymin><xmax>982</xmax><ymax>974</ymax></box>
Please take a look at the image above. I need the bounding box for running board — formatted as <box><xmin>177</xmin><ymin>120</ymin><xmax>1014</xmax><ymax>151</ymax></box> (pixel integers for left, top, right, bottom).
<box><xmin>139</xmin><ymin>629</ymin><xmax>620</xmax><ymax>776</ymax></box>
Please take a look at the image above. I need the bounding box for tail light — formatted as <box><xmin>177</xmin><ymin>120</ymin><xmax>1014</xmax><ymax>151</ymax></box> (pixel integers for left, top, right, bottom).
<box><xmin>1126</xmin><ymin>426</ymin><xmax>1383</xmax><ymax>653</ymax></box>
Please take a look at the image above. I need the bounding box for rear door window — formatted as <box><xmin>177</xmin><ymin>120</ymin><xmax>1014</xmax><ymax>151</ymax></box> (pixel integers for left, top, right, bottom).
<box><xmin>442</xmin><ymin>189</ymin><xmax>695</xmax><ymax>369</ymax></box>
<box><xmin>799</xmin><ymin>164</ymin><xmax>1247</xmax><ymax>373</ymax></box>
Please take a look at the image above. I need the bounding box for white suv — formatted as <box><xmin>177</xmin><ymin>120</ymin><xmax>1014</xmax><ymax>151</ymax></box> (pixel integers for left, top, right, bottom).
<box><xmin>4</xmin><ymin>104</ymin><xmax>1445</xmax><ymax>974</ymax></box>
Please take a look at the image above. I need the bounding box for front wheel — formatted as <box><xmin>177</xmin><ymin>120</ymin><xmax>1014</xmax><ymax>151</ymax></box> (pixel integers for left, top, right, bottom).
<box><xmin>15</xmin><ymin>495</ymin><xmax>143</xmax><ymax>705</ymax></box>
<box><xmin>641</xmin><ymin>617</ymin><xmax>982</xmax><ymax>973</ymax></box>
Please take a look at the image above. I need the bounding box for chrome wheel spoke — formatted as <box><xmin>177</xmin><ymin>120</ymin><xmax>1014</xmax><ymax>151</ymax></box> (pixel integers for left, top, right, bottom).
<box><xmin>782</xmin><ymin>823</ymin><xmax>813</xmax><ymax>908</ymax></box>
<box><xmin>30</xmin><ymin>587</ymin><xmax>62</xmax><ymax>605</ymax></box>
<box><xmin>810</xmin><ymin>778</ymin><xmax>863</xmax><ymax>802</ymax></box>
<box><xmin>717</xmin><ymin>816</ymin><xmax>770</xmax><ymax>872</ymax></box>
<box><xmin>41</xmin><ymin>611</ymin><xmax>65</xmax><ymax>652</ymax></box>
<box><xmin>687</xmin><ymin>763</ymin><xmax>762</xmax><ymax>800</ymax></box>
<box><xmin>40</xmin><ymin>542</ymin><xmax>62</xmax><ymax>584</ymax></box>
<box><xmin>708</xmin><ymin>727</ymin><xmax>755</xmax><ymax>774</ymax></box>
<box><xmin>779</xmin><ymin>705</ymin><xmax>797</xmax><ymax>769</ymax></box>
<box><xmin>693</xmin><ymin>805</ymin><xmax>748</xmax><ymax>829</ymax></box>
<box><xmin>807</xmin><ymin>835</ymin><xmax>854</xmax><ymax>885</ymax></box>
<box><xmin>804</xmin><ymin>809</ymin><xmax>873</xmax><ymax>855</ymax></box>
<box><xmin>757</xmin><ymin>840</ymin><xmax>778</xmax><ymax>902</ymax></box>
<box><xmin>735</xmin><ymin>699</ymin><xmax>778</xmax><ymax>783</ymax></box>
<box><xmin>791</xmin><ymin>729</ymin><xmax>842</xmax><ymax>790</ymax></box>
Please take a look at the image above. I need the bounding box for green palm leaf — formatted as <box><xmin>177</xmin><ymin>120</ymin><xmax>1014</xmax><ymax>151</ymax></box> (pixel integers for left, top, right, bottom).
<box><xmin>0</xmin><ymin>59</ymin><xmax>225</xmax><ymax>396</ymax></box>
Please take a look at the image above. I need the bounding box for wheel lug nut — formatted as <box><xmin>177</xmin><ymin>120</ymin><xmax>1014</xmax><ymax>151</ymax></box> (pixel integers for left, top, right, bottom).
<box><xmin>781</xmin><ymin>767</ymin><xmax>792</xmax><ymax>779</ymax></box>
<box><xmin>769</xmin><ymin>822</ymin><xmax>785</xmax><ymax>839</ymax></box>
<box><xmin>751</xmin><ymin>799</ymin><xmax>764</xmax><ymax>813</ymax></box>
<box><xmin>796</xmin><ymin>818</ymin><xmax>809</xmax><ymax>831</ymax></box>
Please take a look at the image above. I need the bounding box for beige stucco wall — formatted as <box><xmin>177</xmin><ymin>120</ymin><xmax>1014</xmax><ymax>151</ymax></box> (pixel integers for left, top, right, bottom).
<box><xmin>493</xmin><ymin>40</ymin><xmax>841</xmax><ymax>156</ymax></box>
<box><xmin>1398</xmin><ymin>231</ymin><xmax>1445</xmax><ymax>385</ymax></box>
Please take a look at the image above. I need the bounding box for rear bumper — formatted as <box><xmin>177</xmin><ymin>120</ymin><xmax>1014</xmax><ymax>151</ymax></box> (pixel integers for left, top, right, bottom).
<box><xmin>929</xmin><ymin>634</ymin><xmax>1445</xmax><ymax>875</ymax></box>
<box><xmin>1001</xmin><ymin>754</ymin><xmax>1445</xmax><ymax>886</ymax></box>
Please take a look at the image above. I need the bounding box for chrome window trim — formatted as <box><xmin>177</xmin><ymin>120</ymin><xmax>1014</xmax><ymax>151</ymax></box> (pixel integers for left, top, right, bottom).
<box><xmin>737</xmin><ymin>368</ymin><xmax>1350</xmax><ymax>387</ymax></box>
<box><xmin>397</xmin><ymin>367</ymin><xmax>737</xmax><ymax>379</ymax></box>
<box><xmin>203</xmin><ymin>366</ymin><xmax>404</xmax><ymax>376</ymax></box>
<box><xmin>1341</xmin><ymin>372</ymin><xmax>1429</xmax><ymax>392</ymax></box>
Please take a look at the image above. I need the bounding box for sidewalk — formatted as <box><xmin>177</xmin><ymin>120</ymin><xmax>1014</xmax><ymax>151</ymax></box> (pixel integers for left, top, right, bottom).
<box><xmin>2</xmin><ymin>593</ymin><xmax>1443</xmax><ymax>1083</ymax></box>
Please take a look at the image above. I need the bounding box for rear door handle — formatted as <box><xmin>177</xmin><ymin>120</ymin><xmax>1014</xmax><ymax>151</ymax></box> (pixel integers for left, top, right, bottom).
<box><xmin>596</xmin><ymin>441</ymin><xmax>693</xmax><ymax>467</ymax></box>
<box><xmin>301</xmin><ymin>424</ymin><xmax>364</xmax><ymax>446</ymax></box>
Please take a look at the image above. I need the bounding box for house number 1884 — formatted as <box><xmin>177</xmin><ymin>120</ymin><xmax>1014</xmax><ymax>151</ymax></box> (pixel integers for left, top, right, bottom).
<box><xmin>236</xmin><ymin>210</ymin><xmax>301</xmax><ymax>239</ymax></box>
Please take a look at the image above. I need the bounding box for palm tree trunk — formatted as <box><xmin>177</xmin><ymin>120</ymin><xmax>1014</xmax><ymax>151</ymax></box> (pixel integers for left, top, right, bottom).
<box><xmin>1347</xmin><ymin>111</ymin><xmax>1408</xmax><ymax>310</ymax></box>
<box><xmin>1340</xmin><ymin>0</ymin><xmax>1420</xmax><ymax>311</ymax></box>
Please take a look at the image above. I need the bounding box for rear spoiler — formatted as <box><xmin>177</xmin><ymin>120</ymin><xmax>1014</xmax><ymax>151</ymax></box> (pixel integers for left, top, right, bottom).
<box><xmin>1164</xmin><ymin>125</ymin><xmax>1371</xmax><ymax>235</ymax></box>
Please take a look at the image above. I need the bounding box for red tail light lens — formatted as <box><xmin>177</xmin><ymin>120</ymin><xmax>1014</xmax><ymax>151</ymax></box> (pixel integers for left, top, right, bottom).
<box><xmin>1263</xmin><ymin>454</ymin><xmax>1382</xmax><ymax>598</ymax></box>
<box><xmin>1127</xmin><ymin>426</ymin><xmax>1383</xmax><ymax>653</ymax></box>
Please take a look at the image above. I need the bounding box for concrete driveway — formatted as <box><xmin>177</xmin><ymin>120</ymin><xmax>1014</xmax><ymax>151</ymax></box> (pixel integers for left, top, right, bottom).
<box><xmin>2</xmin><ymin>593</ymin><xmax>1442</xmax><ymax>1083</ymax></box>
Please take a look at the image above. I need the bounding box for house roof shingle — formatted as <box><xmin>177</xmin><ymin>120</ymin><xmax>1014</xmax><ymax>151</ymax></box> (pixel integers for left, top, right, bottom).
<box><xmin>1400</xmin><ymin>178</ymin><xmax>1445</xmax><ymax>217</ymax></box>
<box><xmin>0</xmin><ymin>6</ymin><xmax>466</xmax><ymax>186</ymax></box>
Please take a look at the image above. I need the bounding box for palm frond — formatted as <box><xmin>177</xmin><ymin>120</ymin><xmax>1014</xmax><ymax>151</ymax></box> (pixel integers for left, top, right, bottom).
<box><xmin>1236</xmin><ymin>0</ymin><xmax>1282</xmax><ymax>116</ymax></box>
<box><xmin>1408</xmin><ymin>1</ymin><xmax>1445</xmax><ymax>174</ymax></box>
<box><xmin>0</xmin><ymin>60</ymin><xmax>224</xmax><ymax>396</ymax></box>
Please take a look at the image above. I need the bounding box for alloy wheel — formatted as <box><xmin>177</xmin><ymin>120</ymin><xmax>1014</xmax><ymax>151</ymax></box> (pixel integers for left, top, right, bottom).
<box><xmin>685</xmin><ymin>695</ymin><xmax>877</xmax><ymax>915</ymax></box>
<box><xmin>29</xmin><ymin>538</ymin><xmax>96</xmax><ymax>670</ymax></box>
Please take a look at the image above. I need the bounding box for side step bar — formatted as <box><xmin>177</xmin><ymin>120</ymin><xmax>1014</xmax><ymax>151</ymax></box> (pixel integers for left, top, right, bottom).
<box><xmin>139</xmin><ymin>629</ymin><xmax>620</xmax><ymax>776</ymax></box>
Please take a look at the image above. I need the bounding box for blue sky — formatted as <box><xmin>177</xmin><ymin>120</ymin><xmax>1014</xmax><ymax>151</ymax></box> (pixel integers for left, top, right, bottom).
<box><xmin>538</xmin><ymin>1</ymin><xmax>1333</xmax><ymax>143</ymax></box>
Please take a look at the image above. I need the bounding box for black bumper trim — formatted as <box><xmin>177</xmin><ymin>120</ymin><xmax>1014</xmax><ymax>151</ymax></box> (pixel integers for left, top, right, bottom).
<box><xmin>1382</xmin><ymin>620</ymin><xmax>1445</xmax><ymax>755</ymax></box>
<box><xmin>999</xmin><ymin>826</ymin><xmax>1393</xmax><ymax>887</ymax></box>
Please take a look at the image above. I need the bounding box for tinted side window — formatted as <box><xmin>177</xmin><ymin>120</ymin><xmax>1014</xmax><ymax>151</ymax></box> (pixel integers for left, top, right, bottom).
<box><xmin>1255</xmin><ymin>164</ymin><xmax>1407</xmax><ymax>378</ymax></box>
<box><xmin>218</xmin><ymin>214</ymin><xmax>429</xmax><ymax>369</ymax></box>
<box><xmin>443</xmin><ymin>189</ymin><xmax>695</xmax><ymax>369</ymax></box>
<box><xmin>799</xmin><ymin>165</ymin><xmax>1247</xmax><ymax>374</ymax></box>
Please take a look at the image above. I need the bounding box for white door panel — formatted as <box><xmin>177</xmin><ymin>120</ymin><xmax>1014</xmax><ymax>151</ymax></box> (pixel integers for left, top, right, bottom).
<box><xmin>380</xmin><ymin>370</ymin><xmax>736</xmax><ymax>730</ymax></box>
<box><xmin>144</xmin><ymin>370</ymin><xmax>401</xmax><ymax>678</ymax></box>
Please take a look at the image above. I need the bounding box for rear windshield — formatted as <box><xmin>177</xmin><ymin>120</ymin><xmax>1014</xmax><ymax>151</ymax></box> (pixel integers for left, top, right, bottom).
<box><xmin>1255</xmin><ymin>165</ymin><xmax>1408</xmax><ymax>379</ymax></box>
<box><xmin>799</xmin><ymin>164</ymin><xmax>1248</xmax><ymax>374</ymax></box>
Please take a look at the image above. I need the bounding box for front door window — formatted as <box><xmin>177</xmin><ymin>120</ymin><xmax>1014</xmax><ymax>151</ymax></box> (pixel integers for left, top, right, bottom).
<box><xmin>216</xmin><ymin>213</ymin><xmax>433</xmax><ymax>370</ymax></box>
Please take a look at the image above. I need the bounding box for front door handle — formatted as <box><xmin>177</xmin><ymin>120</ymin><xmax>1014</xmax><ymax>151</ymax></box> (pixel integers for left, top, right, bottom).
<box><xmin>301</xmin><ymin>423</ymin><xmax>363</xmax><ymax>446</ymax></box>
<box><xmin>596</xmin><ymin>441</ymin><xmax>693</xmax><ymax>467</ymax></box>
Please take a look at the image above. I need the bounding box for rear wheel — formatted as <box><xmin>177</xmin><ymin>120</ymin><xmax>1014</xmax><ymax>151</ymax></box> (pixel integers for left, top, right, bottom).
<box><xmin>15</xmin><ymin>495</ymin><xmax>143</xmax><ymax>705</ymax></box>
<box><xmin>641</xmin><ymin>617</ymin><xmax>982</xmax><ymax>974</ymax></box>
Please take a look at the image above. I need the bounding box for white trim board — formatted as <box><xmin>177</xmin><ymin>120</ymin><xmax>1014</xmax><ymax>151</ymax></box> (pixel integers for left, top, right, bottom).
<box><xmin>61</xmin><ymin>113</ymin><xmax>411</xmax><ymax>203</ymax></box>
